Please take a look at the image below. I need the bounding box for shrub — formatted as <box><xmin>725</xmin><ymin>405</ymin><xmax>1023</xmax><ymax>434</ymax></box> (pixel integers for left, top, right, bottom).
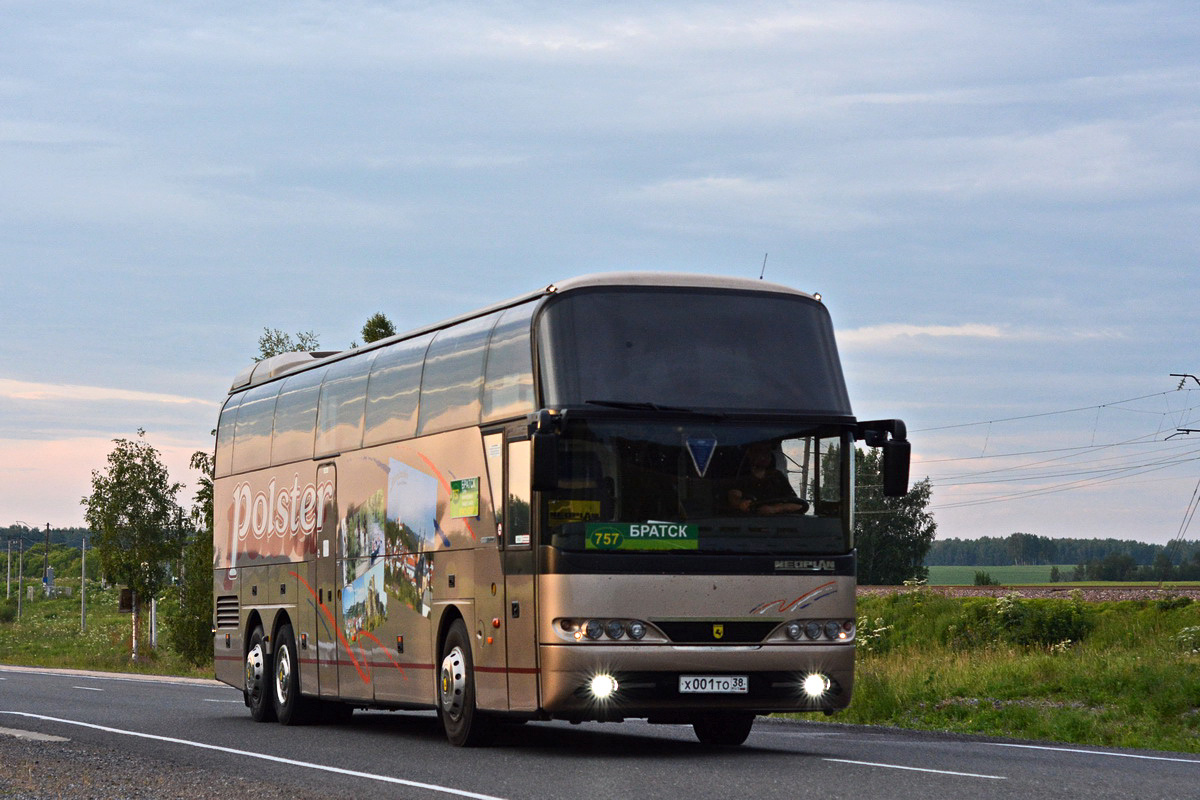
<box><xmin>944</xmin><ymin>593</ymin><xmax>1092</xmax><ymax>649</ymax></box>
<box><xmin>974</xmin><ymin>571</ymin><xmax>1000</xmax><ymax>586</ymax></box>
<box><xmin>1157</xmin><ymin>595</ymin><xmax>1193</xmax><ymax>612</ymax></box>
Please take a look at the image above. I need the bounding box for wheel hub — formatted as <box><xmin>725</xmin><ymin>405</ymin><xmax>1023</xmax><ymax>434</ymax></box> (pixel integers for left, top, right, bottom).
<box><xmin>245</xmin><ymin>643</ymin><xmax>265</xmax><ymax>703</ymax></box>
<box><xmin>274</xmin><ymin>644</ymin><xmax>292</xmax><ymax>706</ymax></box>
<box><xmin>439</xmin><ymin>646</ymin><xmax>467</xmax><ymax>720</ymax></box>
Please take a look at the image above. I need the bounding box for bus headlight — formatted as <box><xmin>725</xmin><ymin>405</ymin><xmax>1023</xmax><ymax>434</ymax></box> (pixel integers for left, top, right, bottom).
<box><xmin>589</xmin><ymin>674</ymin><xmax>619</xmax><ymax>699</ymax></box>
<box><xmin>824</xmin><ymin>621</ymin><xmax>842</xmax><ymax>640</ymax></box>
<box><xmin>605</xmin><ymin>619</ymin><xmax>626</xmax><ymax>639</ymax></box>
<box><xmin>584</xmin><ymin>620</ymin><xmax>604</xmax><ymax>640</ymax></box>
<box><xmin>627</xmin><ymin>621</ymin><xmax>646</xmax><ymax>640</ymax></box>
<box><xmin>785</xmin><ymin>622</ymin><xmax>803</xmax><ymax>640</ymax></box>
<box><xmin>802</xmin><ymin>672</ymin><xmax>832</xmax><ymax>699</ymax></box>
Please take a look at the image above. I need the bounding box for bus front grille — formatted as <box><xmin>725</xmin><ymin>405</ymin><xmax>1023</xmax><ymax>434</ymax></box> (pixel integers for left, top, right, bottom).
<box><xmin>654</xmin><ymin>620</ymin><xmax>779</xmax><ymax>644</ymax></box>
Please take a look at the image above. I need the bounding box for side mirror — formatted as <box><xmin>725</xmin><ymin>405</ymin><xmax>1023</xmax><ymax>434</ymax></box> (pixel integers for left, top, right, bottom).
<box><xmin>883</xmin><ymin>438</ymin><xmax>911</xmax><ymax>498</ymax></box>
<box><xmin>531</xmin><ymin>411</ymin><xmax>559</xmax><ymax>492</ymax></box>
<box><xmin>856</xmin><ymin>418</ymin><xmax>911</xmax><ymax>498</ymax></box>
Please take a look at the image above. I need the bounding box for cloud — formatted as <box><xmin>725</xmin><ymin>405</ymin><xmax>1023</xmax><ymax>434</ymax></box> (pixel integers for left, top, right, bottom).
<box><xmin>0</xmin><ymin>378</ymin><xmax>215</xmax><ymax>407</ymax></box>
<box><xmin>839</xmin><ymin>323</ymin><xmax>1005</xmax><ymax>348</ymax></box>
<box><xmin>839</xmin><ymin>323</ymin><xmax>1126</xmax><ymax>350</ymax></box>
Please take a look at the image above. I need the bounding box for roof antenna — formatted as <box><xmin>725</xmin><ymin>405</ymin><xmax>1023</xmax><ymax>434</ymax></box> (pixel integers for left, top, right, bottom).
<box><xmin>759</xmin><ymin>252</ymin><xmax>768</xmax><ymax>280</ymax></box>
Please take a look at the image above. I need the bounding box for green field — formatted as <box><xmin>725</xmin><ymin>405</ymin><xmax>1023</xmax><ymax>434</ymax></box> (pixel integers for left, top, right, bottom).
<box><xmin>927</xmin><ymin>564</ymin><xmax>1077</xmax><ymax>585</ymax></box>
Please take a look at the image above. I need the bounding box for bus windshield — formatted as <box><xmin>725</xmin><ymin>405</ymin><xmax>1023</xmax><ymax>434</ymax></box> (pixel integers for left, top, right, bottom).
<box><xmin>536</xmin><ymin>287</ymin><xmax>852</xmax><ymax>416</ymax></box>
<box><xmin>544</xmin><ymin>419</ymin><xmax>851</xmax><ymax>556</ymax></box>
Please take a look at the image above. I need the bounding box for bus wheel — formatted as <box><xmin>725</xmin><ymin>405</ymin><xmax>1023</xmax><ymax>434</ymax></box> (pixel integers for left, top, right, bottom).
<box><xmin>438</xmin><ymin>620</ymin><xmax>493</xmax><ymax>747</ymax></box>
<box><xmin>272</xmin><ymin>624</ymin><xmax>313</xmax><ymax>725</ymax></box>
<box><xmin>692</xmin><ymin>712</ymin><xmax>754</xmax><ymax>746</ymax></box>
<box><xmin>245</xmin><ymin>626</ymin><xmax>276</xmax><ymax>723</ymax></box>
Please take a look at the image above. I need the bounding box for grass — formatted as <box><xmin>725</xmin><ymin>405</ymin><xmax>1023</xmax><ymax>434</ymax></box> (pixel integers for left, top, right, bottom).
<box><xmin>827</xmin><ymin>589</ymin><xmax>1200</xmax><ymax>752</ymax></box>
<box><xmin>926</xmin><ymin>564</ymin><xmax>1200</xmax><ymax>587</ymax></box>
<box><xmin>0</xmin><ymin>581</ymin><xmax>212</xmax><ymax>679</ymax></box>
<box><xmin>927</xmin><ymin>564</ymin><xmax>1075</xmax><ymax>585</ymax></box>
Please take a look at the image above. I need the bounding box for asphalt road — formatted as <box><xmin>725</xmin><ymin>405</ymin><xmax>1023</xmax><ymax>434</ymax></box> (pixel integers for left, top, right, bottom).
<box><xmin>1</xmin><ymin>665</ymin><xmax>1197</xmax><ymax>800</ymax></box>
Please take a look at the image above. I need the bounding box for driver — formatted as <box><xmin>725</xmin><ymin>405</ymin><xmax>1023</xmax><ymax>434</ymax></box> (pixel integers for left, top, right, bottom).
<box><xmin>728</xmin><ymin>441</ymin><xmax>809</xmax><ymax>516</ymax></box>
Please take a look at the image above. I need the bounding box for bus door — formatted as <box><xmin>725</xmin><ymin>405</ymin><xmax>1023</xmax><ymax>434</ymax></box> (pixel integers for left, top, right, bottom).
<box><xmin>503</xmin><ymin>432</ymin><xmax>539</xmax><ymax>711</ymax></box>
<box><xmin>314</xmin><ymin>462</ymin><xmax>339</xmax><ymax>698</ymax></box>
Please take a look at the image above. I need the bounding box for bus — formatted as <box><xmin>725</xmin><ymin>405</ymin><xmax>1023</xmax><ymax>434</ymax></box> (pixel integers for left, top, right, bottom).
<box><xmin>212</xmin><ymin>272</ymin><xmax>910</xmax><ymax>746</ymax></box>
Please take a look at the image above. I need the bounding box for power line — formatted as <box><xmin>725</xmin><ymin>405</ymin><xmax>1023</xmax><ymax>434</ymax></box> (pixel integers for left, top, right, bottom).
<box><xmin>913</xmin><ymin>389</ymin><xmax>1192</xmax><ymax>433</ymax></box>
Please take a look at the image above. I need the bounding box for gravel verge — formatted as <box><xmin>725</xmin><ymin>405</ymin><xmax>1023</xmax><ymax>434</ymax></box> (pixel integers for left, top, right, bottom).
<box><xmin>0</xmin><ymin>730</ymin><xmax>320</xmax><ymax>800</ymax></box>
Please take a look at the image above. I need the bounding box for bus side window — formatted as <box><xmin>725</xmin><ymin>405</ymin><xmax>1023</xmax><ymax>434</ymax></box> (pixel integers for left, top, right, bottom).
<box><xmin>506</xmin><ymin>440</ymin><xmax>532</xmax><ymax>548</ymax></box>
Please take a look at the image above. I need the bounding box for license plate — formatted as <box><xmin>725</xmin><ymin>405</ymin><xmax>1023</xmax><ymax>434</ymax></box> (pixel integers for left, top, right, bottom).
<box><xmin>679</xmin><ymin>675</ymin><xmax>748</xmax><ymax>694</ymax></box>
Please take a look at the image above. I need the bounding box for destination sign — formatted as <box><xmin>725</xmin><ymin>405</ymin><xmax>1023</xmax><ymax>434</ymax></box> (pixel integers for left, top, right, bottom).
<box><xmin>585</xmin><ymin>522</ymin><xmax>700</xmax><ymax>551</ymax></box>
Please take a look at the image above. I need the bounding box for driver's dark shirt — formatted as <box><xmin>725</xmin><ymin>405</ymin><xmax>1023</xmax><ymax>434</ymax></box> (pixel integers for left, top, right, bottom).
<box><xmin>732</xmin><ymin>469</ymin><xmax>797</xmax><ymax>505</ymax></box>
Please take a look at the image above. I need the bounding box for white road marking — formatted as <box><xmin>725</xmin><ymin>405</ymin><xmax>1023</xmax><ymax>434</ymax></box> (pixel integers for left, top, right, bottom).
<box><xmin>73</xmin><ymin>686</ymin><xmax>103</xmax><ymax>691</ymax></box>
<box><xmin>824</xmin><ymin>757</ymin><xmax>1007</xmax><ymax>780</ymax></box>
<box><xmin>986</xmin><ymin>742</ymin><xmax>1200</xmax><ymax>765</ymax></box>
<box><xmin>202</xmin><ymin>698</ymin><xmax>244</xmax><ymax>703</ymax></box>
<box><xmin>0</xmin><ymin>711</ymin><xmax>507</xmax><ymax>800</ymax></box>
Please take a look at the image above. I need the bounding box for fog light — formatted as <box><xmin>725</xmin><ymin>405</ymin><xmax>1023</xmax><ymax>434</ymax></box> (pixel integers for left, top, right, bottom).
<box><xmin>802</xmin><ymin>672</ymin><xmax>831</xmax><ymax>699</ymax></box>
<box><xmin>590</xmin><ymin>674</ymin><xmax>619</xmax><ymax>699</ymax></box>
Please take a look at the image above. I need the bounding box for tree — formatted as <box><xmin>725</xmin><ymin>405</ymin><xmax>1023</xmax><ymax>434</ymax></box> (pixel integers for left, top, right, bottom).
<box><xmin>361</xmin><ymin>312</ymin><xmax>397</xmax><ymax>344</ymax></box>
<box><xmin>81</xmin><ymin>429</ymin><xmax>184</xmax><ymax>661</ymax></box>
<box><xmin>854</xmin><ymin>447</ymin><xmax>937</xmax><ymax>585</ymax></box>
<box><xmin>257</xmin><ymin>328</ymin><xmax>321</xmax><ymax>361</ymax></box>
<box><xmin>164</xmin><ymin>450</ymin><xmax>215</xmax><ymax>666</ymax></box>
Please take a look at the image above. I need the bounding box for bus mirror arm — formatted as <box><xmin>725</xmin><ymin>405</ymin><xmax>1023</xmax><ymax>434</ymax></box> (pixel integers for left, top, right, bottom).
<box><xmin>531</xmin><ymin>410</ymin><xmax>559</xmax><ymax>492</ymax></box>
<box><xmin>856</xmin><ymin>419</ymin><xmax>910</xmax><ymax>498</ymax></box>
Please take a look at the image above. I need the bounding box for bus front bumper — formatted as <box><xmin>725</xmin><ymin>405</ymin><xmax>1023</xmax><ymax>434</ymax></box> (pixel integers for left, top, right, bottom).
<box><xmin>538</xmin><ymin>643</ymin><xmax>854</xmax><ymax>721</ymax></box>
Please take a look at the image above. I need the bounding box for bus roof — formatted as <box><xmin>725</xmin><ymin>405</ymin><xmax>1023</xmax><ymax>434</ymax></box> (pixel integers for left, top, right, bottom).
<box><xmin>229</xmin><ymin>272</ymin><xmax>820</xmax><ymax>393</ymax></box>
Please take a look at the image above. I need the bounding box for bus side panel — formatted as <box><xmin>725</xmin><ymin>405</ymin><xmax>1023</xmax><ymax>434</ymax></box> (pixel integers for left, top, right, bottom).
<box><xmin>323</xmin><ymin>430</ymin><xmax>506</xmax><ymax>710</ymax></box>
<box><xmin>406</xmin><ymin>429</ymin><xmax>508</xmax><ymax>712</ymax></box>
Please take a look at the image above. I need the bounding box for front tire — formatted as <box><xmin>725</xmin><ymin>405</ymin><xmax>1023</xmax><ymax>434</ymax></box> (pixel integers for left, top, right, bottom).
<box><xmin>692</xmin><ymin>712</ymin><xmax>755</xmax><ymax>746</ymax></box>
<box><xmin>245</xmin><ymin>626</ymin><xmax>276</xmax><ymax>723</ymax></box>
<box><xmin>438</xmin><ymin>620</ymin><xmax>493</xmax><ymax>747</ymax></box>
<box><xmin>272</xmin><ymin>624</ymin><xmax>314</xmax><ymax>725</ymax></box>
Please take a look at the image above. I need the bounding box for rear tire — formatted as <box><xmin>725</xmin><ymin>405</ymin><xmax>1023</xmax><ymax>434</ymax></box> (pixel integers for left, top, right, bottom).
<box><xmin>272</xmin><ymin>624</ymin><xmax>314</xmax><ymax>725</ymax></box>
<box><xmin>438</xmin><ymin>620</ymin><xmax>493</xmax><ymax>747</ymax></box>
<box><xmin>692</xmin><ymin>712</ymin><xmax>755</xmax><ymax>746</ymax></box>
<box><xmin>245</xmin><ymin>626</ymin><xmax>276</xmax><ymax>723</ymax></box>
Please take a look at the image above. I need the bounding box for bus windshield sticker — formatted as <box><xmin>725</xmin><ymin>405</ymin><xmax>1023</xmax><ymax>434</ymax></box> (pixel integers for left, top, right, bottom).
<box><xmin>585</xmin><ymin>522</ymin><xmax>699</xmax><ymax>551</ymax></box>
<box><xmin>685</xmin><ymin>435</ymin><xmax>717</xmax><ymax>477</ymax></box>
<box><xmin>449</xmin><ymin>477</ymin><xmax>480</xmax><ymax>519</ymax></box>
<box><xmin>548</xmin><ymin>499</ymin><xmax>602</xmax><ymax>525</ymax></box>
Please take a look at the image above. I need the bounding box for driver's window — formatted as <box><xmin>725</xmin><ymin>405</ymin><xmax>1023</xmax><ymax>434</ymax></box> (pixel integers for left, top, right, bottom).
<box><xmin>781</xmin><ymin>437</ymin><xmax>811</xmax><ymax>502</ymax></box>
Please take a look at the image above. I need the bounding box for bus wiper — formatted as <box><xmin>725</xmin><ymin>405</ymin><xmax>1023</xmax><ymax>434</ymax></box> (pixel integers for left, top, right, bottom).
<box><xmin>585</xmin><ymin>399</ymin><xmax>726</xmax><ymax>418</ymax></box>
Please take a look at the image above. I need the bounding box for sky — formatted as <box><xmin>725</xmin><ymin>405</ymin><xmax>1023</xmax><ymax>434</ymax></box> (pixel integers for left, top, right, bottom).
<box><xmin>1</xmin><ymin>2</ymin><xmax>1198</xmax><ymax>545</ymax></box>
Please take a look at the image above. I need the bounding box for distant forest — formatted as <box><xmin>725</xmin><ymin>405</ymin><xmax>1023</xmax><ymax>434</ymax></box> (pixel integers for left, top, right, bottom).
<box><xmin>928</xmin><ymin>533</ymin><xmax>1200</xmax><ymax>581</ymax></box>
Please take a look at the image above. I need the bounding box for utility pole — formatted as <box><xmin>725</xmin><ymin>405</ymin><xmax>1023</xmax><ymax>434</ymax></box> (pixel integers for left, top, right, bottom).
<box><xmin>81</xmin><ymin>536</ymin><xmax>87</xmax><ymax>633</ymax></box>
<box><xmin>42</xmin><ymin>522</ymin><xmax>50</xmax><ymax>596</ymax></box>
<box><xmin>16</xmin><ymin>538</ymin><xmax>23</xmax><ymax>621</ymax></box>
<box><xmin>6</xmin><ymin>538</ymin><xmax>10</xmax><ymax>599</ymax></box>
